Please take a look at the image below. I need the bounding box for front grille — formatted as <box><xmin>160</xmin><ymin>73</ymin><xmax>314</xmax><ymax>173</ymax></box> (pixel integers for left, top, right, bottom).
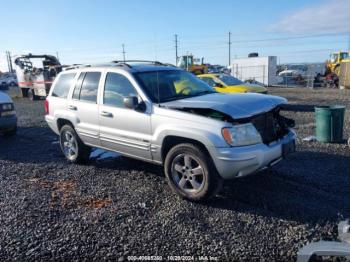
<box><xmin>250</xmin><ymin>110</ymin><xmax>290</xmax><ymax>145</ymax></box>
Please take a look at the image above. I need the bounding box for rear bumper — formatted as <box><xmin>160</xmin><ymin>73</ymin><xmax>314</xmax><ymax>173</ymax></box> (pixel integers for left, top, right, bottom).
<box><xmin>45</xmin><ymin>115</ymin><xmax>59</xmax><ymax>134</ymax></box>
<box><xmin>209</xmin><ymin>129</ymin><xmax>296</xmax><ymax>179</ymax></box>
<box><xmin>0</xmin><ymin>115</ymin><xmax>17</xmax><ymax>132</ymax></box>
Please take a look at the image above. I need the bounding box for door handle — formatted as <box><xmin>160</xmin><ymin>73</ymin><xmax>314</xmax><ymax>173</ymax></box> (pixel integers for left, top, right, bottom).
<box><xmin>100</xmin><ymin>111</ymin><xmax>113</xmax><ymax>117</ymax></box>
<box><xmin>68</xmin><ymin>105</ymin><xmax>77</xmax><ymax>111</ymax></box>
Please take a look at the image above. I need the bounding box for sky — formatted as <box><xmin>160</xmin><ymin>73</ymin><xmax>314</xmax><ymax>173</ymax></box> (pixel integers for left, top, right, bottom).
<box><xmin>1</xmin><ymin>0</ymin><xmax>350</xmax><ymax>71</ymax></box>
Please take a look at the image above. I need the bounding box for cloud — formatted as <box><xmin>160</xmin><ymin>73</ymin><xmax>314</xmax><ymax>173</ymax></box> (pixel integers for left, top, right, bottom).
<box><xmin>270</xmin><ymin>0</ymin><xmax>350</xmax><ymax>33</ymax></box>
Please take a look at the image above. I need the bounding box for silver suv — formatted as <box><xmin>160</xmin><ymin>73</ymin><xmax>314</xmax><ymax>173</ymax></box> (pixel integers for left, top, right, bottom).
<box><xmin>45</xmin><ymin>61</ymin><xmax>296</xmax><ymax>201</ymax></box>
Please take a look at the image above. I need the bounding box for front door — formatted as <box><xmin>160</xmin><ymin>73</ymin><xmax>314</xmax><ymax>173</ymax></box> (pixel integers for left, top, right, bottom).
<box><xmin>98</xmin><ymin>72</ymin><xmax>152</xmax><ymax>160</ymax></box>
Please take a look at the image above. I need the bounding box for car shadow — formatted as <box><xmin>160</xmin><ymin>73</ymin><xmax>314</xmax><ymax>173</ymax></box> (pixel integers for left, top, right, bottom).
<box><xmin>0</xmin><ymin>125</ymin><xmax>165</xmax><ymax>176</ymax></box>
<box><xmin>0</xmin><ymin>126</ymin><xmax>61</xmax><ymax>163</ymax></box>
<box><xmin>205</xmin><ymin>151</ymin><xmax>350</xmax><ymax>224</ymax></box>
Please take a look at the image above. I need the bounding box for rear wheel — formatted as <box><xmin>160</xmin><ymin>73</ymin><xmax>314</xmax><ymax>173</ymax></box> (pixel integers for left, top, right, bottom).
<box><xmin>164</xmin><ymin>143</ymin><xmax>222</xmax><ymax>202</ymax></box>
<box><xmin>59</xmin><ymin>125</ymin><xmax>91</xmax><ymax>164</ymax></box>
<box><xmin>21</xmin><ymin>88</ymin><xmax>29</xmax><ymax>98</ymax></box>
<box><xmin>28</xmin><ymin>89</ymin><xmax>39</xmax><ymax>101</ymax></box>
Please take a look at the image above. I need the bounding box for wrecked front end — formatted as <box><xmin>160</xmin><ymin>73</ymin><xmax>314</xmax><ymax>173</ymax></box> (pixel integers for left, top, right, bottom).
<box><xmin>174</xmin><ymin>106</ymin><xmax>295</xmax><ymax>146</ymax></box>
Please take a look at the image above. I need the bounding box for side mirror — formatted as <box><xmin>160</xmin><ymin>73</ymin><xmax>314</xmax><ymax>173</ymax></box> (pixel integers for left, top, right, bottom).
<box><xmin>123</xmin><ymin>96</ymin><xmax>139</xmax><ymax>109</ymax></box>
<box><xmin>123</xmin><ymin>96</ymin><xmax>146</xmax><ymax>112</ymax></box>
<box><xmin>215</xmin><ymin>83</ymin><xmax>224</xmax><ymax>88</ymax></box>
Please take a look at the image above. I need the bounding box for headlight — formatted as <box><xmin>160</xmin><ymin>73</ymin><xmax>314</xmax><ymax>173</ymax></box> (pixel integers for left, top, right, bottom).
<box><xmin>222</xmin><ymin>123</ymin><xmax>262</xmax><ymax>146</ymax></box>
<box><xmin>2</xmin><ymin>103</ymin><xmax>13</xmax><ymax>110</ymax></box>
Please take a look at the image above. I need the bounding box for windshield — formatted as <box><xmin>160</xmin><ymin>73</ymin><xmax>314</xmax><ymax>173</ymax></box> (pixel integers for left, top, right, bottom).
<box><xmin>218</xmin><ymin>75</ymin><xmax>243</xmax><ymax>86</ymax></box>
<box><xmin>340</xmin><ymin>52</ymin><xmax>349</xmax><ymax>60</ymax></box>
<box><xmin>135</xmin><ymin>70</ymin><xmax>215</xmax><ymax>103</ymax></box>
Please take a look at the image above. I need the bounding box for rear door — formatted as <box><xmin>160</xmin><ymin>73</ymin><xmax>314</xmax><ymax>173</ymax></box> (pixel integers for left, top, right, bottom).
<box><xmin>98</xmin><ymin>71</ymin><xmax>152</xmax><ymax>160</ymax></box>
<box><xmin>68</xmin><ymin>71</ymin><xmax>102</xmax><ymax>147</ymax></box>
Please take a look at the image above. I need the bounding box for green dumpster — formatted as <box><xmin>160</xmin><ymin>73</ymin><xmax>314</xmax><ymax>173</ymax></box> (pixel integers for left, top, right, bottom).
<box><xmin>315</xmin><ymin>105</ymin><xmax>346</xmax><ymax>143</ymax></box>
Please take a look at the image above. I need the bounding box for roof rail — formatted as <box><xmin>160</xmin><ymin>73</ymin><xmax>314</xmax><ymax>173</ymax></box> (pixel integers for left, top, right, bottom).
<box><xmin>111</xmin><ymin>60</ymin><xmax>176</xmax><ymax>68</ymax></box>
<box><xmin>63</xmin><ymin>64</ymin><xmax>91</xmax><ymax>71</ymax></box>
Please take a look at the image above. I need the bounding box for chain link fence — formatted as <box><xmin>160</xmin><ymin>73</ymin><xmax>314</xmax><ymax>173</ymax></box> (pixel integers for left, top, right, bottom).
<box><xmin>231</xmin><ymin>63</ymin><xmax>326</xmax><ymax>88</ymax></box>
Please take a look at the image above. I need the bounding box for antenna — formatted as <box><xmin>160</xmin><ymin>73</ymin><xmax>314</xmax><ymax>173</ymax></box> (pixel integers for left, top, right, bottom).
<box><xmin>175</xmin><ymin>34</ymin><xmax>178</xmax><ymax>65</ymax></box>
<box><xmin>228</xmin><ymin>31</ymin><xmax>232</xmax><ymax>66</ymax></box>
<box><xmin>122</xmin><ymin>44</ymin><xmax>126</xmax><ymax>62</ymax></box>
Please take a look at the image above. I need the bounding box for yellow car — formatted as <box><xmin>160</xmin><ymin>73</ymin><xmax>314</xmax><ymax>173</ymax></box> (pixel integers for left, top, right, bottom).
<box><xmin>197</xmin><ymin>73</ymin><xmax>267</xmax><ymax>94</ymax></box>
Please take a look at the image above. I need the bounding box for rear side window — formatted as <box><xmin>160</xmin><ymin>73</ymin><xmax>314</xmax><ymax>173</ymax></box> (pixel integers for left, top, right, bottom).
<box><xmin>73</xmin><ymin>72</ymin><xmax>101</xmax><ymax>103</ymax></box>
<box><xmin>51</xmin><ymin>73</ymin><xmax>76</xmax><ymax>98</ymax></box>
<box><xmin>72</xmin><ymin>73</ymin><xmax>85</xmax><ymax>100</ymax></box>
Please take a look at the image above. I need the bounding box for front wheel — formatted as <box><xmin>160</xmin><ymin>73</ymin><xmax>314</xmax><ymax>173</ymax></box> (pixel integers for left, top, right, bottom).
<box><xmin>59</xmin><ymin>125</ymin><xmax>91</xmax><ymax>164</ymax></box>
<box><xmin>164</xmin><ymin>143</ymin><xmax>222</xmax><ymax>202</ymax></box>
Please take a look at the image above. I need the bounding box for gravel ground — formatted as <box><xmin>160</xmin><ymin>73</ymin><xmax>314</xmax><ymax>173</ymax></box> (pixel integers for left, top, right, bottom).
<box><xmin>0</xmin><ymin>88</ymin><xmax>350</xmax><ymax>261</ymax></box>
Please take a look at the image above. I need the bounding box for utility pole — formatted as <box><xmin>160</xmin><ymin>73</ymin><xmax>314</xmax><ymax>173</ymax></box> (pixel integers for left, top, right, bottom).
<box><xmin>348</xmin><ymin>32</ymin><xmax>350</xmax><ymax>51</ymax></box>
<box><xmin>122</xmin><ymin>44</ymin><xmax>126</xmax><ymax>62</ymax></box>
<box><xmin>6</xmin><ymin>51</ymin><xmax>13</xmax><ymax>73</ymax></box>
<box><xmin>175</xmin><ymin>34</ymin><xmax>178</xmax><ymax>65</ymax></box>
<box><xmin>228</xmin><ymin>32</ymin><xmax>232</xmax><ymax>66</ymax></box>
<box><xmin>5</xmin><ymin>51</ymin><xmax>10</xmax><ymax>73</ymax></box>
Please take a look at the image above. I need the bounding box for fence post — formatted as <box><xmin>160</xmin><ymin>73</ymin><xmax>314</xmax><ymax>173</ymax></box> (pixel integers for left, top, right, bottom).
<box><xmin>262</xmin><ymin>65</ymin><xmax>266</xmax><ymax>86</ymax></box>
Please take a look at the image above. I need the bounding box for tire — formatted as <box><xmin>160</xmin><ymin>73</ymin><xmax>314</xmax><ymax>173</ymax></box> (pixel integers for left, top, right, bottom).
<box><xmin>164</xmin><ymin>143</ymin><xmax>222</xmax><ymax>202</ymax></box>
<box><xmin>21</xmin><ymin>88</ymin><xmax>29</xmax><ymax>98</ymax></box>
<box><xmin>3</xmin><ymin>126</ymin><xmax>17</xmax><ymax>137</ymax></box>
<box><xmin>59</xmin><ymin>125</ymin><xmax>91</xmax><ymax>164</ymax></box>
<box><xmin>28</xmin><ymin>89</ymin><xmax>38</xmax><ymax>101</ymax></box>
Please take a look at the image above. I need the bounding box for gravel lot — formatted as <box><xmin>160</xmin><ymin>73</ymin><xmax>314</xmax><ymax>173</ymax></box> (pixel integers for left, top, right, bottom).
<box><xmin>0</xmin><ymin>87</ymin><xmax>350</xmax><ymax>261</ymax></box>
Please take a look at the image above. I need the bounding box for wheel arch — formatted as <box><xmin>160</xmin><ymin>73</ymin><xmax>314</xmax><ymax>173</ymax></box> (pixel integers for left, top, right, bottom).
<box><xmin>161</xmin><ymin>135</ymin><xmax>211</xmax><ymax>163</ymax></box>
<box><xmin>56</xmin><ymin>118</ymin><xmax>74</xmax><ymax>131</ymax></box>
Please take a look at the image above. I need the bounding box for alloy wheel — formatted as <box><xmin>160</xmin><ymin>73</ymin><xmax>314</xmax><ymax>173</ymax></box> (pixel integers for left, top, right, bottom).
<box><xmin>61</xmin><ymin>131</ymin><xmax>78</xmax><ymax>160</ymax></box>
<box><xmin>171</xmin><ymin>154</ymin><xmax>205</xmax><ymax>194</ymax></box>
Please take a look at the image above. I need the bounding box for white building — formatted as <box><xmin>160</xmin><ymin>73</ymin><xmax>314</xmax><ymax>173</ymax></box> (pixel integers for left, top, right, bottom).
<box><xmin>231</xmin><ymin>56</ymin><xmax>278</xmax><ymax>86</ymax></box>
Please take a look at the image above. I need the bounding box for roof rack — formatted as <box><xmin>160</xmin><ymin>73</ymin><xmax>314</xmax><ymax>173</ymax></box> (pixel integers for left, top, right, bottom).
<box><xmin>63</xmin><ymin>64</ymin><xmax>91</xmax><ymax>71</ymax></box>
<box><xmin>63</xmin><ymin>61</ymin><xmax>177</xmax><ymax>71</ymax></box>
<box><xmin>111</xmin><ymin>60</ymin><xmax>175</xmax><ymax>68</ymax></box>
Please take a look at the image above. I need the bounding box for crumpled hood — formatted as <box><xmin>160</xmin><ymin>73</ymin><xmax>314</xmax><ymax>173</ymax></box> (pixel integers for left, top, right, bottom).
<box><xmin>161</xmin><ymin>93</ymin><xmax>287</xmax><ymax>119</ymax></box>
<box><xmin>0</xmin><ymin>91</ymin><xmax>13</xmax><ymax>104</ymax></box>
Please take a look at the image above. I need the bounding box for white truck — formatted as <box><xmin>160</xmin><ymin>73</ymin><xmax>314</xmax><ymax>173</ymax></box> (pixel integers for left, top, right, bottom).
<box><xmin>14</xmin><ymin>54</ymin><xmax>62</xmax><ymax>100</ymax></box>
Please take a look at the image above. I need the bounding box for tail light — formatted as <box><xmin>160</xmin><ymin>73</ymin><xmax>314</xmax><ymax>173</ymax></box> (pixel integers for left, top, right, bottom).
<box><xmin>44</xmin><ymin>99</ymin><xmax>49</xmax><ymax>115</ymax></box>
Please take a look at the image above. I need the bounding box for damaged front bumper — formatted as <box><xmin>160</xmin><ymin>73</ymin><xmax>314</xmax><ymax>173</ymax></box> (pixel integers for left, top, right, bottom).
<box><xmin>209</xmin><ymin>129</ymin><xmax>296</xmax><ymax>180</ymax></box>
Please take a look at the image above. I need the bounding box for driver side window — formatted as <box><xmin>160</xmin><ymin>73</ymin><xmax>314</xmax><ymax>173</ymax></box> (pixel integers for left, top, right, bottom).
<box><xmin>201</xmin><ymin>77</ymin><xmax>216</xmax><ymax>87</ymax></box>
<box><xmin>104</xmin><ymin>72</ymin><xmax>138</xmax><ymax>108</ymax></box>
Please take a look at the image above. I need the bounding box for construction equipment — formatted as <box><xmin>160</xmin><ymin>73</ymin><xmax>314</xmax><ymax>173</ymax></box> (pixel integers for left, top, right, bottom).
<box><xmin>325</xmin><ymin>51</ymin><xmax>349</xmax><ymax>76</ymax></box>
<box><xmin>14</xmin><ymin>54</ymin><xmax>62</xmax><ymax>100</ymax></box>
<box><xmin>177</xmin><ymin>55</ymin><xmax>208</xmax><ymax>75</ymax></box>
